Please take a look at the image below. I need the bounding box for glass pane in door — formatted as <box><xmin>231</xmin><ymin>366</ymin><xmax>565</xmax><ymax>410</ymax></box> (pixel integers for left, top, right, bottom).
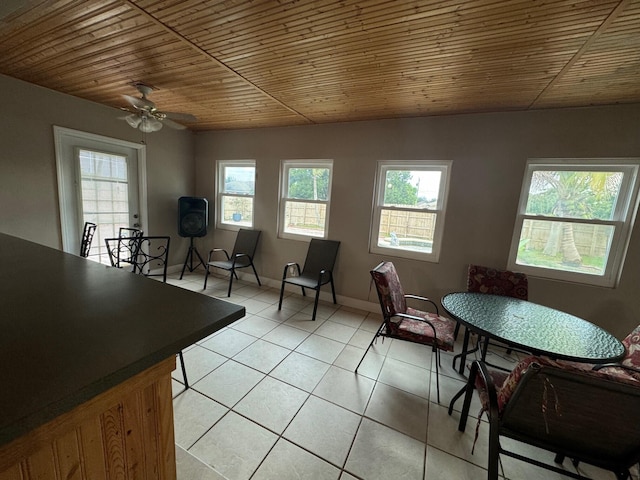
<box><xmin>79</xmin><ymin>149</ymin><xmax>130</xmax><ymax>264</ymax></box>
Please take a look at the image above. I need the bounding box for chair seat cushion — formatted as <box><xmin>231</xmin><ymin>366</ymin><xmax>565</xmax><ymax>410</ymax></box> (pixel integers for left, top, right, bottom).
<box><xmin>384</xmin><ymin>309</ymin><xmax>456</xmax><ymax>352</ymax></box>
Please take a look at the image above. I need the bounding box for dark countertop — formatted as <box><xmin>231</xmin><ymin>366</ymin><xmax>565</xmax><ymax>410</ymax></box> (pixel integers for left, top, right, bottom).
<box><xmin>0</xmin><ymin>233</ymin><xmax>245</xmax><ymax>446</ymax></box>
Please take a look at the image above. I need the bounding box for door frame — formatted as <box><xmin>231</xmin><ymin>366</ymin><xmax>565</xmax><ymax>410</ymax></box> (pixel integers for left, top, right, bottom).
<box><xmin>54</xmin><ymin>126</ymin><xmax>147</xmax><ymax>254</ymax></box>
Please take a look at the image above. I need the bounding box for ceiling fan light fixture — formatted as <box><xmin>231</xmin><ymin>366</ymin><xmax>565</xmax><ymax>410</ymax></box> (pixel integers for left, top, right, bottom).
<box><xmin>139</xmin><ymin>115</ymin><xmax>163</xmax><ymax>133</ymax></box>
<box><xmin>124</xmin><ymin>113</ymin><xmax>141</xmax><ymax>128</ymax></box>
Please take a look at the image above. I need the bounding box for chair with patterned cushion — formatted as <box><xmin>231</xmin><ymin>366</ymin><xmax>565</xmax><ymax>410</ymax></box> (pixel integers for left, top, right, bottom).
<box><xmin>456</xmin><ymin>356</ymin><xmax>640</xmax><ymax>480</ymax></box>
<box><xmin>355</xmin><ymin>261</ymin><xmax>456</xmax><ymax>403</ymax></box>
<box><xmin>452</xmin><ymin>264</ymin><xmax>529</xmax><ymax>373</ymax></box>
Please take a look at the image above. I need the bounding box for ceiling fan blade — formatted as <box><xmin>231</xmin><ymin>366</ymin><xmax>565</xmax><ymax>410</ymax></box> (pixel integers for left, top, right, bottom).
<box><xmin>123</xmin><ymin>94</ymin><xmax>154</xmax><ymax>111</ymax></box>
<box><xmin>161</xmin><ymin>117</ymin><xmax>188</xmax><ymax>130</ymax></box>
<box><xmin>164</xmin><ymin>111</ymin><xmax>197</xmax><ymax>122</ymax></box>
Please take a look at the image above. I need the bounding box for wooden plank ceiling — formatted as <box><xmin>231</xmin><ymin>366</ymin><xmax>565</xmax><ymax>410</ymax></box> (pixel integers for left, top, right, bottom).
<box><xmin>0</xmin><ymin>0</ymin><xmax>638</xmax><ymax>131</ymax></box>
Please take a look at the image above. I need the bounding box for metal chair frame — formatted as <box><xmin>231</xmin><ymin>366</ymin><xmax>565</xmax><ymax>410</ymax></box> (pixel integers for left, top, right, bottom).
<box><xmin>355</xmin><ymin>261</ymin><xmax>456</xmax><ymax>403</ymax></box>
<box><xmin>278</xmin><ymin>238</ymin><xmax>340</xmax><ymax>321</ymax></box>
<box><xmin>79</xmin><ymin>221</ymin><xmax>97</xmax><ymax>258</ymax></box>
<box><xmin>203</xmin><ymin>228</ymin><xmax>262</xmax><ymax>296</ymax></box>
<box><xmin>459</xmin><ymin>359</ymin><xmax>640</xmax><ymax>480</ymax></box>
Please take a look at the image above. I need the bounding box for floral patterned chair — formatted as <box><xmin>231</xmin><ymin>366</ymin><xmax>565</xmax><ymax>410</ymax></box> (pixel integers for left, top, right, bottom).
<box><xmin>456</xmin><ymin>341</ymin><xmax>640</xmax><ymax>480</ymax></box>
<box><xmin>355</xmin><ymin>261</ymin><xmax>456</xmax><ymax>403</ymax></box>
<box><xmin>452</xmin><ymin>264</ymin><xmax>529</xmax><ymax>373</ymax></box>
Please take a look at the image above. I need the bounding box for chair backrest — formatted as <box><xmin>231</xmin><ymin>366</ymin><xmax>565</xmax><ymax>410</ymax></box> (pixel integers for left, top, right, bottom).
<box><xmin>501</xmin><ymin>359</ymin><xmax>640</xmax><ymax>472</ymax></box>
<box><xmin>467</xmin><ymin>264</ymin><xmax>528</xmax><ymax>300</ymax></box>
<box><xmin>619</xmin><ymin>324</ymin><xmax>640</xmax><ymax>379</ymax></box>
<box><xmin>119</xmin><ymin>227</ymin><xmax>143</xmax><ymax>239</ymax></box>
<box><xmin>80</xmin><ymin>222</ymin><xmax>97</xmax><ymax>257</ymax></box>
<box><xmin>104</xmin><ymin>235</ymin><xmax>144</xmax><ymax>269</ymax></box>
<box><xmin>370</xmin><ymin>261</ymin><xmax>407</xmax><ymax>318</ymax></box>
<box><xmin>302</xmin><ymin>239</ymin><xmax>340</xmax><ymax>279</ymax></box>
<box><xmin>130</xmin><ymin>236</ymin><xmax>170</xmax><ymax>283</ymax></box>
<box><xmin>231</xmin><ymin>229</ymin><xmax>261</xmax><ymax>259</ymax></box>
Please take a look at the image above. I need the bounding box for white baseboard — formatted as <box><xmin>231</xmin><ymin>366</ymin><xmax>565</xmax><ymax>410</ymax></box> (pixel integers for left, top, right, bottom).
<box><xmin>163</xmin><ymin>264</ymin><xmax>380</xmax><ymax>315</ymax></box>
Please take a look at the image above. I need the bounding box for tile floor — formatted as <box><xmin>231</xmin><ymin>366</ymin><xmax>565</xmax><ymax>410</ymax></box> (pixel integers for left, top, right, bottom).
<box><xmin>166</xmin><ymin>270</ymin><xmax>635</xmax><ymax>480</ymax></box>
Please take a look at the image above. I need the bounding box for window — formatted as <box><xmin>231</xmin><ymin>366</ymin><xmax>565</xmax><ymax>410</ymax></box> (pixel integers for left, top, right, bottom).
<box><xmin>370</xmin><ymin>161</ymin><xmax>451</xmax><ymax>261</ymax></box>
<box><xmin>216</xmin><ymin>160</ymin><xmax>256</xmax><ymax>230</ymax></box>
<box><xmin>508</xmin><ymin>159</ymin><xmax>640</xmax><ymax>287</ymax></box>
<box><xmin>279</xmin><ymin>160</ymin><xmax>333</xmax><ymax>239</ymax></box>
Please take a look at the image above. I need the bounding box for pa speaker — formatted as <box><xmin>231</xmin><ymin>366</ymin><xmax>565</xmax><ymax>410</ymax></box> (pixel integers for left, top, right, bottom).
<box><xmin>178</xmin><ymin>197</ymin><xmax>208</xmax><ymax>237</ymax></box>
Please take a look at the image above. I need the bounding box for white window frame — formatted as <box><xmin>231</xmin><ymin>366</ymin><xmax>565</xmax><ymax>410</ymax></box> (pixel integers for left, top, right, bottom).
<box><xmin>507</xmin><ymin>158</ymin><xmax>640</xmax><ymax>287</ymax></box>
<box><xmin>216</xmin><ymin>160</ymin><xmax>256</xmax><ymax>231</ymax></box>
<box><xmin>369</xmin><ymin>160</ymin><xmax>452</xmax><ymax>262</ymax></box>
<box><xmin>278</xmin><ymin>159</ymin><xmax>333</xmax><ymax>241</ymax></box>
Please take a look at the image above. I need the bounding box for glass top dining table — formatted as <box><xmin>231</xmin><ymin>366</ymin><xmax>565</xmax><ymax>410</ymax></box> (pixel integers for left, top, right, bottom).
<box><xmin>441</xmin><ymin>292</ymin><xmax>625</xmax><ymax>365</ymax></box>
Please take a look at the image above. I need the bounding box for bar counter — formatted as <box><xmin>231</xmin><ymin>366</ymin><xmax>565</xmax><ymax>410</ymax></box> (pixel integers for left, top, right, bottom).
<box><xmin>0</xmin><ymin>233</ymin><xmax>245</xmax><ymax>479</ymax></box>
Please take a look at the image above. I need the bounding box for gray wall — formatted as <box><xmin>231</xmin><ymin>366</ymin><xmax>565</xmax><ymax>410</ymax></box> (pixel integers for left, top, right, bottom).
<box><xmin>0</xmin><ymin>74</ymin><xmax>195</xmax><ymax>264</ymax></box>
<box><xmin>1</xmin><ymin>73</ymin><xmax>638</xmax><ymax>338</ymax></box>
<box><xmin>194</xmin><ymin>105</ymin><xmax>640</xmax><ymax>338</ymax></box>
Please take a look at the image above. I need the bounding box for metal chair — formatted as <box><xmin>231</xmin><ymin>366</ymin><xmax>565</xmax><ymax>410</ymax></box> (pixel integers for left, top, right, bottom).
<box><xmin>278</xmin><ymin>238</ymin><xmax>340</xmax><ymax>321</ymax></box>
<box><xmin>203</xmin><ymin>228</ymin><xmax>262</xmax><ymax>296</ymax></box>
<box><xmin>125</xmin><ymin>235</ymin><xmax>189</xmax><ymax>390</ymax></box>
<box><xmin>104</xmin><ymin>228</ymin><xmax>144</xmax><ymax>270</ymax></box>
<box><xmin>355</xmin><ymin>261</ymin><xmax>456</xmax><ymax>403</ymax></box>
<box><xmin>117</xmin><ymin>227</ymin><xmax>144</xmax><ymax>269</ymax></box>
<box><xmin>452</xmin><ymin>264</ymin><xmax>529</xmax><ymax>373</ymax></box>
<box><xmin>79</xmin><ymin>221</ymin><xmax>97</xmax><ymax>258</ymax></box>
<box><xmin>458</xmin><ymin>356</ymin><xmax>640</xmax><ymax>479</ymax></box>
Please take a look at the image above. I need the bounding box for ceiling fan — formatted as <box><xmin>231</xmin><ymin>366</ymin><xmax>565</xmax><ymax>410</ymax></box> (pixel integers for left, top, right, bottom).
<box><xmin>121</xmin><ymin>83</ymin><xmax>196</xmax><ymax>133</ymax></box>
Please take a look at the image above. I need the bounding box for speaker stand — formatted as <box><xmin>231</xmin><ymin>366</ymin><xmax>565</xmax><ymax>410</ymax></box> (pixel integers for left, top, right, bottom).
<box><xmin>180</xmin><ymin>237</ymin><xmax>206</xmax><ymax>279</ymax></box>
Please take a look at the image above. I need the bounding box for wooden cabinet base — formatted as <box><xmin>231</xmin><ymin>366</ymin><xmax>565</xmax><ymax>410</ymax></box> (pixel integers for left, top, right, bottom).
<box><xmin>0</xmin><ymin>357</ymin><xmax>177</xmax><ymax>480</ymax></box>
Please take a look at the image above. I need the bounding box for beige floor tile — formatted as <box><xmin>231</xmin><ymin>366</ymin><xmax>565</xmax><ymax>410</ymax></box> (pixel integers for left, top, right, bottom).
<box><xmin>193</xmin><ymin>360</ymin><xmax>264</xmax><ymax>408</ymax></box>
<box><xmin>233</xmin><ymin>376</ymin><xmax>308</xmax><ymax>433</ymax></box>
<box><xmin>313</xmin><ymin>365</ymin><xmax>375</xmax><ymax>414</ymax></box>
<box><xmin>173</xmin><ymin>389</ymin><xmax>228</xmax><ymax>449</ymax></box>
<box><xmin>344</xmin><ymin>418</ymin><xmax>425</xmax><ymax>480</ymax></box>
<box><xmin>284</xmin><ymin>396</ymin><xmax>361</xmax><ymax>467</ymax></box>
<box><xmin>270</xmin><ymin>351</ymin><xmax>331</xmax><ymax>392</ymax></box>
<box><xmin>190</xmin><ymin>411</ymin><xmax>277</xmax><ymax>480</ymax></box>
<box><xmin>364</xmin><ymin>382</ymin><xmax>429</xmax><ymax>442</ymax></box>
<box><xmin>262</xmin><ymin>323</ymin><xmax>310</xmax><ymax>350</ymax></box>
<box><xmin>232</xmin><ymin>338</ymin><xmax>291</xmax><ymax>374</ymax></box>
<box><xmin>295</xmin><ymin>334</ymin><xmax>346</xmax><ymax>364</ymax></box>
<box><xmin>252</xmin><ymin>439</ymin><xmax>341</xmax><ymax>480</ymax></box>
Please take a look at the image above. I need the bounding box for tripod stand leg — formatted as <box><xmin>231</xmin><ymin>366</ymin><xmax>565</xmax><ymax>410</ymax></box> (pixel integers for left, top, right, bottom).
<box><xmin>180</xmin><ymin>237</ymin><xmax>206</xmax><ymax>279</ymax></box>
<box><xmin>180</xmin><ymin>247</ymin><xmax>192</xmax><ymax>280</ymax></box>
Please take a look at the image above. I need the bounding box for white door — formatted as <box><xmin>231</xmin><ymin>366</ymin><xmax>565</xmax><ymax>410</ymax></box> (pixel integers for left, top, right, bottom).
<box><xmin>55</xmin><ymin>127</ymin><xmax>147</xmax><ymax>263</ymax></box>
<box><xmin>76</xmin><ymin>147</ymin><xmax>140</xmax><ymax>264</ymax></box>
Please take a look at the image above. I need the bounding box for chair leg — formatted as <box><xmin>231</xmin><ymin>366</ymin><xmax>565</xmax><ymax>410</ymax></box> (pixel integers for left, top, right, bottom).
<box><xmin>458</xmin><ymin>361</ymin><xmax>479</xmax><ymax>431</ymax></box>
<box><xmin>278</xmin><ymin>281</ymin><xmax>286</xmax><ymax>311</ymax></box>
<box><xmin>329</xmin><ymin>276</ymin><xmax>337</xmax><ymax>304</ymax></box>
<box><xmin>433</xmin><ymin>346</ymin><xmax>441</xmax><ymax>404</ymax></box>
<box><xmin>453</xmin><ymin>328</ymin><xmax>472</xmax><ymax>374</ymax></box>
<box><xmin>203</xmin><ymin>266</ymin><xmax>210</xmax><ymax>289</ymax></box>
<box><xmin>227</xmin><ymin>269</ymin><xmax>234</xmax><ymax>297</ymax></box>
<box><xmin>178</xmin><ymin>351</ymin><xmax>189</xmax><ymax>389</ymax></box>
<box><xmin>250</xmin><ymin>263</ymin><xmax>261</xmax><ymax>286</ymax></box>
<box><xmin>355</xmin><ymin>331</ymin><xmax>380</xmax><ymax>373</ymax></box>
<box><xmin>311</xmin><ymin>288</ymin><xmax>321</xmax><ymax>321</ymax></box>
<box><xmin>487</xmin><ymin>418</ymin><xmax>500</xmax><ymax>480</ymax></box>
